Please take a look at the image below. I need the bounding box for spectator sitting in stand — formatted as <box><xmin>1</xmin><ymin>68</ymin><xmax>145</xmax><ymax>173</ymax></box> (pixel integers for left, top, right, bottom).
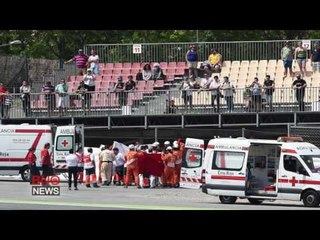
<box><xmin>204</xmin><ymin>48</ymin><xmax>223</xmax><ymax>75</ymax></box>
<box><xmin>152</xmin><ymin>63</ymin><xmax>165</xmax><ymax>80</ymax></box>
<box><xmin>142</xmin><ymin>63</ymin><xmax>152</xmax><ymax>81</ymax></box>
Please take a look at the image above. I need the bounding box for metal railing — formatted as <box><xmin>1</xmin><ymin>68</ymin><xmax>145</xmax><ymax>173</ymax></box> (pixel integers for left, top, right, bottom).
<box><xmin>1</xmin><ymin>87</ymin><xmax>320</xmax><ymax>119</ymax></box>
<box><xmin>84</xmin><ymin>39</ymin><xmax>320</xmax><ymax>63</ymax></box>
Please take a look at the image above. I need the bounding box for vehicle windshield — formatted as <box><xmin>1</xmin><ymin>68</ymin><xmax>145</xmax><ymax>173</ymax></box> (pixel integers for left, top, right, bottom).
<box><xmin>300</xmin><ymin>155</ymin><xmax>320</xmax><ymax>173</ymax></box>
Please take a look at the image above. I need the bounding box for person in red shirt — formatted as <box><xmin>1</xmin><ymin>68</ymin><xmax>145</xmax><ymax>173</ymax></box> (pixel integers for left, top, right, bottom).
<box><xmin>27</xmin><ymin>147</ymin><xmax>39</xmax><ymax>184</ymax></box>
<box><xmin>0</xmin><ymin>82</ymin><xmax>8</xmax><ymax>118</ymax></box>
<box><xmin>41</xmin><ymin>143</ymin><xmax>53</xmax><ymax>184</ymax></box>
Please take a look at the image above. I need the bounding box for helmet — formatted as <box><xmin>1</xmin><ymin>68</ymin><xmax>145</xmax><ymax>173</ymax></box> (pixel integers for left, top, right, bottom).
<box><xmin>166</xmin><ymin>146</ymin><xmax>173</xmax><ymax>151</ymax></box>
<box><xmin>173</xmin><ymin>142</ymin><xmax>179</xmax><ymax>149</ymax></box>
<box><xmin>153</xmin><ymin>141</ymin><xmax>160</xmax><ymax>146</ymax></box>
<box><xmin>164</xmin><ymin>141</ymin><xmax>170</xmax><ymax>145</ymax></box>
<box><xmin>128</xmin><ymin>144</ymin><xmax>135</xmax><ymax>150</ymax></box>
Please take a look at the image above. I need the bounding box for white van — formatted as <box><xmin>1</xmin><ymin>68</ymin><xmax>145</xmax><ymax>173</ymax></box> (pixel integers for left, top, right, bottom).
<box><xmin>201</xmin><ymin>136</ymin><xmax>320</xmax><ymax>207</ymax></box>
<box><xmin>0</xmin><ymin>124</ymin><xmax>84</xmax><ymax>181</ymax></box>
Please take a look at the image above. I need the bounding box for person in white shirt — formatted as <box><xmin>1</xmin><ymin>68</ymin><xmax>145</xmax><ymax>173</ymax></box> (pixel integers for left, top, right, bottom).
<box><xmin>88</xmin><ymin>49</ymin><xmax>99</xmax><ymax>75</ymax></box>
<box><xmin>113</xmin><ymin>147</ymin><xmax>125</xmax><ymax>185</ymax></box>
<box><xmin>20</xmin><ymin>80</ymin><xmax>31</xmax><ymax>117</ymax></box>
<box><xmin>207</xmin><ymin>75</ymin><xmax>221</xmax><ymax>113</ymax></box>
<box><xmin>221</xmin><ymin>76</ymin><xmax>235</xmax><ymax>112</ymax></box>
<box><xmin>65</xmin><ymin>149</ymin><xmax>80</xmax><ymax>190</ymax></box>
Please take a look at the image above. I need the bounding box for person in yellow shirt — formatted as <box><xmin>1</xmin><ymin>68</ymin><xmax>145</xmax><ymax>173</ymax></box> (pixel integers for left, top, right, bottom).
<box><xmin>205</xmin><ymin>48</ymin><xmax>222</xmax><ymax>75</ymax></box>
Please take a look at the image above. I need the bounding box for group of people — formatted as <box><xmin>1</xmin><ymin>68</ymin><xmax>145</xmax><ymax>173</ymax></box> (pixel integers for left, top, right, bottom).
<box><xmin>27</xmin><ymin>139</ymin><xmax>186</xmax><ymax>190</ymax></box>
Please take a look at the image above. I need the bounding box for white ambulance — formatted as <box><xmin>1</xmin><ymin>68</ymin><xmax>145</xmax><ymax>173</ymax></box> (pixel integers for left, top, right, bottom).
<box><xmin>201</xmin><ymin>136</ymin><xmax>320</xmax><ymax>207</ymax></box>
<box><xmin>0</xmin><ymin>124</ymin><xmax>84</xmax><ymax>181</ymax></box>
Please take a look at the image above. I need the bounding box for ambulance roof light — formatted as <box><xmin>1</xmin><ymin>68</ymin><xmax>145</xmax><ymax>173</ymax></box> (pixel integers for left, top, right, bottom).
<box><xmin>277</xmin><ymin>136</ymin><xmax>303</xmax><ymax>142</ymax></box>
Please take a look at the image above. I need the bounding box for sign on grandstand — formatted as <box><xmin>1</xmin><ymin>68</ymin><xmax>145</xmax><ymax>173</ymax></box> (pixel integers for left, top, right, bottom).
<box><xmin>133</xmin><ymin>44</ymin><xmax>142</xmax><ymax>54</ymax></box>
<box><xmin>302</xmin><ymin>40</ymin><xmax>311</xmax><ymax>50</ymax></box>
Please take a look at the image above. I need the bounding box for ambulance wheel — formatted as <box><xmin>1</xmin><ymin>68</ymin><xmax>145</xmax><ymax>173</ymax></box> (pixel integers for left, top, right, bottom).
<box><xmin>219</xmin><ymin>196</ymin><xmax>237</xmax><ymax>204</ymax></box>
<box><xmin>302</xmin><ymin>190</ymin><xmax>320</xmax><ymax>207</ymax></box>
<box><xmin>21</xmin><ymin>166</ymin><xmax>30</xmax><ymax>182</ymax></box>
<box><xmin>248</xmin><ymin>198</ymin><xmax>263</xmax><ymax>205</ymax></box>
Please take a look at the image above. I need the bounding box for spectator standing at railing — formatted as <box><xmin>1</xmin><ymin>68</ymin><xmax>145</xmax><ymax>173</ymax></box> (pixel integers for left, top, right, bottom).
<box><xmin>64</xmin><ymin>49</ymin><xmax>89</xmax><ymax>75</ymax></box>
<box><xmin>206</xmin><ymin>75</ymin><xmax>221</xmax><ymax>113</ymax></box>
<box><xmin>20</xmin><ymin>80</ymin><xmax>31</xmax><ymax>117</ymax></box>
<box><xmin>0</xmin><ymin>82</ymin><xmax>8</xmax><ymax>118</ymax></box>
<box><xmin>281</xmin><ymin>41</ymin><xmax>294</xmax><ymax>79</ymax></box>
<box><xmin>292</xmin><ymin>74</ymin><xmax>307</xmax><ymax>111</ymax></box>
<box><xmin>113</xmin><ymin>76</ymin><xmax>125</xmax><ymax>106</ymax></box>
<box><xmin>294</xmin><ymin>41</ymin><xmax>308</xmax><ymax>78</ymax></box>
<box><xmin>3</xmin><ymin>94</ymin><xmax>12</xmax><ymax>119</ymax></box>
<box><xmin>142</xmin><ymin>63</ymin><xmax>152</xmax><ymax>81</ymax></box>
<box><xmin>42</xmin><ymin>81</ymin><xmax>55</xmax><ymax>117</ymax></box>
<box><xmin>88</xmin><ymin>49</ymin><xmax>99</xmax><ymax>75</ymax></box>
<box><xmin>180</xmin><ymin>76</ymin><xmax>194</xmax><ymax>110</ymax></box>
<box><xmin>221</xmin><ymin>76</ymin><xmax>235</xmax><ymax>113</ymax></box>
<box><xmin>76</xmin><ymin>80</ymin><xmax>90</xmax><ymax>114</ymax></box>
<box><xmin>55</xmin><ymin>79</ymin><xmax>69</xmax><ymax>116</ymax></box>
<box><xmin>263</xmin><ymin>75</ymin><xmax>275</xmax><ymax>112</ymax></box>
<box><xmin>152</xmin><ymin>63</ymin><xmax>165</xmax><ymax>80</ymax></box>
<box><xmin>83</xmin><ymin>69</ymin><xmax>96</xmax><ymax>92</ymax></box>
<box><xmin>123</xmin><ymin>75</ymin><xmax>136</xmax><ymax>106</ymax></box>
<box><xmin>249</xmin><ymin>77</ymin><xmax>262</xmax><ymax>112</ymax></box>
<box><xmin>311</xmin><ymin>43</ymin><xmax>320</xmax><ymax>73</ymax></box>
<box><xmin>185</xmin><ymin>45</ymin><xmax>198</xmax><ymax>78</ymax></box>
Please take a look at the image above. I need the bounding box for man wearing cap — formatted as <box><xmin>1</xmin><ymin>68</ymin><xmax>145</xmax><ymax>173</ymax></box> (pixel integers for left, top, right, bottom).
<box><xmin>100</xmin><ymin>145</ymin><xmax>116</xmax><ymax>186</ymax></box>
<box><xmin>64</xmin><ymin>49</ymin><xmax>89</xmax><ymax>75</ymax></box>
<box><xmin>292</xmin><ymin>74</ymin><xmax>307</xmax><ymax>111</ymax></box>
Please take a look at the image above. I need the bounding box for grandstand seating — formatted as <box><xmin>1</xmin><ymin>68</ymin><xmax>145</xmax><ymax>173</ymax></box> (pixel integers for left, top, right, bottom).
<box><xmin>34</xmin><ymin>59</ymin><xmax>320</xmax><ymax>112</ymax></box>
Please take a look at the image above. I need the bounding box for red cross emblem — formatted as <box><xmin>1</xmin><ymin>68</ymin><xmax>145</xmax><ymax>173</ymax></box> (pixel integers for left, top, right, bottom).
<box><xmin>289</xmin><ymin>176</ymin><xmax>298</xmax><ymax>186</ymax></box>
<box><xmin>61</xmin><ymin>139</ymin><xmax>69</xmax><ymax>147</ymax></box>
<box><xmin>189</xmin><ymin>155</ymin><xmax>197</xmax><ymax>161</ymax></box>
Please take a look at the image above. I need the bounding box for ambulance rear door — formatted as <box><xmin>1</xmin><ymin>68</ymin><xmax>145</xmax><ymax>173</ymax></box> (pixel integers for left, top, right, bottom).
<box><xmin>204</xmin><ymin>143</ymin><xmax>248</xmax><ymax>197</ymax></box>
<box><xmin>180</xmin><ymin>138</ymin><xmax>205</xmax><ymax>189</ymax></box>
<box><xmin>53</xmin><ymin>125</ymin><xmax>84</xmax><ymax>172</ymax></box>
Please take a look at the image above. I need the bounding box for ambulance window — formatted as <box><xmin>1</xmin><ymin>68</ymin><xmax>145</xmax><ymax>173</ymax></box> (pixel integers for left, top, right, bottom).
<box><xmin>283</xmin><ymin>155</ymin><xmax>309</xmax><ymax>176</ymax></box>
<box><xmin>212</xmin><ymin>151</ymin><xmax>245</xmax><ymax>170</ymax></box>
<box><xmin>183</xmin><ymin>148</ymin><xmax>202</xmax><ymax>168</ymax></box>
<box><xmin>56</xmin><ymin>136</ymin><xmax>73</xmax><ymax>151</ymax></box>
<box><xmin>301</xmin><ymin>155</ymin><xmax>320</xmax><ymax>173</ymax></box>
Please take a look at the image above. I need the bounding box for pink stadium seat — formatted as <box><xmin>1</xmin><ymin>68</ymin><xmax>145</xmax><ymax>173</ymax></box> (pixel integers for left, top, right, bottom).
<box><xmin>105</xmin><ymin>63</ymin><xmax>114</xmax><ymax>69</ymax></box>
<box><xmin>114</xmin><ymin>63</ymin><xmax>123</xmax><ymax>68</ymax></box>
<box><xmin>132</xmin><ymin>62</ymin><xmax>141</xmax><ymax>69</ymax></box>
<box><xmin>154</xmin><ymin>80</ymin><xmax>164</xmax><ymax>88</ymax></box>
<box><xmin>130</xmin><ymin>69</ymin><xmax>139</xmax><ymax>75</ymax></box>
<box><xmin>113</xmin><ymin>69</ymin><xmax>122</xmax><ymax>75</ymax></box>
<box><xmin>123</xmin><ymin>62</ymin><xmax>132</xmax><ymax>69</ymax></box>
<box><xmin>160</xmin><ymin>62</ymin><xmax>168</xmax><ymax>69</ymax></box>
<box><xmin>68</xmin><ymin>76</ymin><xmax>77</xmax><ymax>82</ymax></box>
<box><xmin>177</xmin><ymin>62</ymin><xmax>186</xmax><ymax>68</ymax></box>
<box><xmin>103</xmin><ymin>69</ymin><xmax>113</xmax><ymax>75</ymax></box>
<box><xmin>168</xmin><ymin>62</ymin><xmax>177</xmax><ymax>68</ymax></box>
<box><xmin>122</xmin><ymin>69</ymin><xmax>131</xmax><ymax>75</ymax></box>
<box><xmin>175</xmin><ymin>68</ymin><xmax>185</xmax><ymax>75</ymax></box>
<box><xmin>95</xmin><ymin>75</ymin><xmax>103</xmax><ymax>82</ymax></box>
<box><xmin>102</xmin><ymin>75</ymin><xmax>113</xmax><ymax>82</ymax></box>
<box><xmin>166</xmin><ymin>68</ymin><xmax>175</xmax><ymax>75</ymax></box>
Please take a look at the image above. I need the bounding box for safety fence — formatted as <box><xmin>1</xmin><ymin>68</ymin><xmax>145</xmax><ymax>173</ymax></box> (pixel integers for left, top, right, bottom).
<box><xmin>1</xmin><ymin>87</ymin><xmax>320</xmax><ymax>119</ymax></box>
<box><xmin>84</xmin><ymin>39</ymin><xmax>320</xmax><ymax>63</ymax></box>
